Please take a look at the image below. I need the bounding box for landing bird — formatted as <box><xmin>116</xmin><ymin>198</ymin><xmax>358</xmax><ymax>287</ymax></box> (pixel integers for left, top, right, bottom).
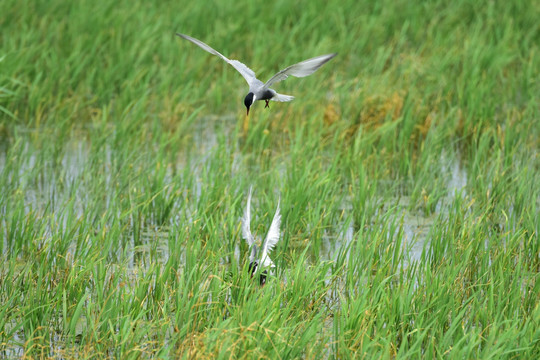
<box><xmin>176</xmin><ymin>33</ymin><xmax>337</xmax><ymax>115</ymax></box>
<box><xmin>241</xmin><ymin>186</ymin><xmax>281</xmax><ymax>285</ymax></box>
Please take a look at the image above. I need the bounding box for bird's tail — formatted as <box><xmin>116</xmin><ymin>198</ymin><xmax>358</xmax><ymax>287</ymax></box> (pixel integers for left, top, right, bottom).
<box><xmin>272</xmin><ymin>93</ymin><xmax>295</xmax><ymax>102</ymax></box>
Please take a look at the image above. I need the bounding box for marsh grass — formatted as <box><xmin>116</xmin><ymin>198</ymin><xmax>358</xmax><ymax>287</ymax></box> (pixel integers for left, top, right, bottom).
<box><xmin>1</xmin><ymin>0</ymin><xmax>539</xmax><ymax>358</ymax></box>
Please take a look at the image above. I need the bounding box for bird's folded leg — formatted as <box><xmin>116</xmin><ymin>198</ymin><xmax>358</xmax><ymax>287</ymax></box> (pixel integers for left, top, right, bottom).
<box><xmin>265</xmin><ymin>100</ymin><xmax>270</xmax><ymax>108</ymax></box>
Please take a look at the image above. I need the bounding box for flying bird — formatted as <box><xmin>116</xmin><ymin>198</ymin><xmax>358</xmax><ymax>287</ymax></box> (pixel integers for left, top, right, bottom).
<box><xmin>241</xmin><ymin>186</ymin><xmax>281</xmax><ymax>285</ymax></box>
<box><xmin>176</xmin><ymin>33</ymin><xmax>336</xmax><ymax>115</ymax></box>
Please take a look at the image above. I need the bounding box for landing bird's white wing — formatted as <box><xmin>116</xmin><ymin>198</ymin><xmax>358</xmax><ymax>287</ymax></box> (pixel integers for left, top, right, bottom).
<box><xmin>262</xmin><ymin>53</ymin><xmax>337</xmax><ymax>90</ymax></box>
<box><xmin>260</xmin><ymin>198</ymin><xmax>281</xmax><ymax>267</ymax></box>
<box><xmin>176</xmin><ymin>33</ymin><xmax>257</xmax><ymax>86</ymax></box>
<box><xmin>241</xmin><ymin>186</ymin><xmax>254</xmax><ymax>246</ymax></box>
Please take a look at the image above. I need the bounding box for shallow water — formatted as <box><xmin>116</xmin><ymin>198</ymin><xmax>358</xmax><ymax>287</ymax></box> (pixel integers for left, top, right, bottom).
<box><xmin>0</xmin><ymin>121</ymin><xmax>473</xmax><ymax>355</ymax></box>
<box><xmin>0</xmin><ymin>120</ymin><xmax>469</xmax><ymax>265</ymax></box>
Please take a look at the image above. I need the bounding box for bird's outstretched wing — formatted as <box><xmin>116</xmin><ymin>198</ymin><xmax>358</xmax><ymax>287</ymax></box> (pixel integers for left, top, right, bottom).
<box><xmin>176</xmin><ymin>33</ymin><xmax>257</xmax><ymax>86</ymax></box>
<box><xmin>241</xmin><ymin>186</ymin><xmax>254</xmax><ymax>246</ymax></box>
<box><xmin>262</xmin><ymin>53</ymin><xmax>337</xmax><ymax>90</ymax></box>
<box><xmin>260</xmin><ymin>197</ymin><xmax>281</xmax><ymax>267</ymax></box>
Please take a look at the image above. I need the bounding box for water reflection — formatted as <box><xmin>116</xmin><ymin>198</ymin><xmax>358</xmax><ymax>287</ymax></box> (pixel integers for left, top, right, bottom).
<box><xmin>1</xmin><ymin>124</ymin><xmax>469</xmax><ymax>268</ymax></box>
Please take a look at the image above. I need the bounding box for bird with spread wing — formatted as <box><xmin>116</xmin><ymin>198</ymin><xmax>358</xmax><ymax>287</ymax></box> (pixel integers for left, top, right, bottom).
<box><xmin>241</xmin><ymin>186</ymin><xmax>281</xmax><ymax>285</ymax></box>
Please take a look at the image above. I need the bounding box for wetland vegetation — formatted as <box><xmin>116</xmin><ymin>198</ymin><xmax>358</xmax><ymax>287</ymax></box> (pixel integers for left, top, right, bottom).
<box><xmin>1</xmin><ymin>0</ymin><xmax>539</xmax><ymax>358</ymax></box>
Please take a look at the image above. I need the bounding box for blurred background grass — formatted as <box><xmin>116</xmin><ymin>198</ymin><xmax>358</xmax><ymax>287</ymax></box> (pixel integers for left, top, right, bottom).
<box><xmin>2</xmin><ymin>0</ymin><xmax>538</xmax><ymax>133</ymax></box>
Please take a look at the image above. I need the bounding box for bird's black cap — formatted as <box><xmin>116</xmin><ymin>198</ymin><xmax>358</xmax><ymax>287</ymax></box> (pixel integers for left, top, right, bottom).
<box><xmin>244</xmin><ymin>92</ymin><xmax>254</xmax><ymax>115</ymax></box>
<box><xmin>248</xmin><ymin>261</ymin><xmax>257</xmax><ymax>277</ymax></box>
<box><xmin>248</xmin><ymin>261</ymin><xmax>267</xmax><ymax>285</ymax></box>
